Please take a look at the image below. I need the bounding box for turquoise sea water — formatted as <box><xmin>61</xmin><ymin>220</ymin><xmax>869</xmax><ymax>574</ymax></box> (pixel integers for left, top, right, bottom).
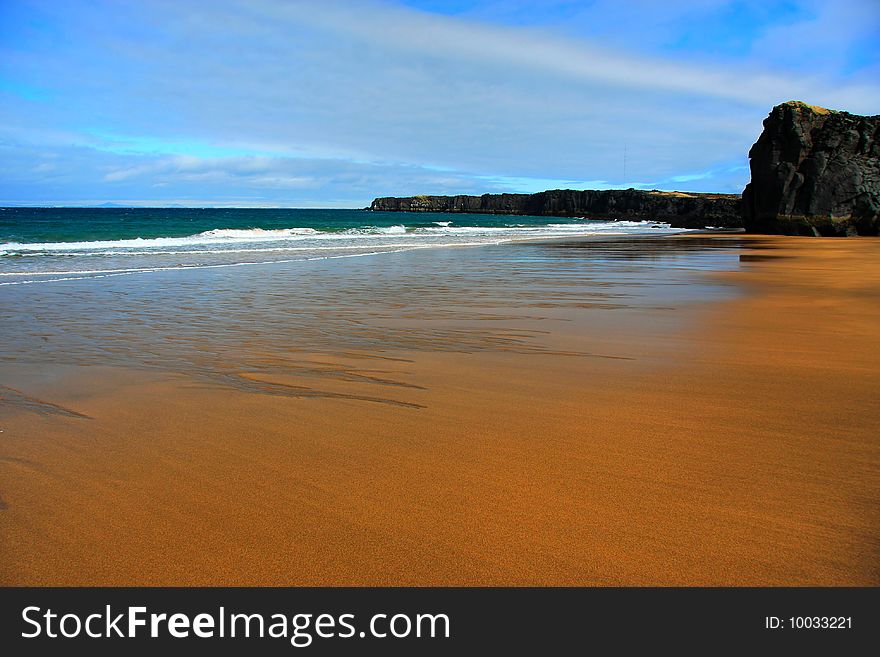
<box><xmin>0</xmin><ymin>207</ymin><xmax>584</xmax><ymax>244</ymax></box>
<box><xmin>0</xmin><ymin>207</ymin><xmax>688</xmax><ymax>286</ymax></box>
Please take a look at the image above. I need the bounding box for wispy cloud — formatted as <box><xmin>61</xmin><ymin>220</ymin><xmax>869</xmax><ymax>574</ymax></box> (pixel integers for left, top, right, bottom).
<box><xmin>276</xmin><ymin>0</ymin><xmax>877</xmax><ymax>108</ymax></box>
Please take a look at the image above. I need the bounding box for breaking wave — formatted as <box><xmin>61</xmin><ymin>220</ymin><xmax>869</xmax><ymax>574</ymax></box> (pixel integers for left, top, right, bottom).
<box><xmin>0</xmin><ymin>219</ymin><xmax>690</xmax><ymax>286</ymax></box>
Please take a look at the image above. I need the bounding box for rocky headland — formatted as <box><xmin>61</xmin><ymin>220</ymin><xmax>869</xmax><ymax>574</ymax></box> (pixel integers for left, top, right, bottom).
<box><xmin>743</xmin><ymin>101</ymin><xmax>879</xmax><ymax>236</ymax></box>
<box><xmin>370</xmin><ymin>189</ymin><xmax>742</xmax><ymax>229</ymax></box>
<box><xmin>371</xmin><ymin>101</ymin><xmax>879</xmax><ymax>235</ymax></box>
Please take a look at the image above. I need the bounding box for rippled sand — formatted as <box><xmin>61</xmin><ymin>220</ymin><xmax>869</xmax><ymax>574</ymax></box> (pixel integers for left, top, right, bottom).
<box><xmin>0</xmin><ymin>235</ymin><xmax>878</xmax><ymax>585</ymax></box>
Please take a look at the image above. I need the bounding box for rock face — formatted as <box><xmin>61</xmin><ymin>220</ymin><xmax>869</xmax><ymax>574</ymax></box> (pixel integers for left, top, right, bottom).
<box><xmin>742</xmin><ymin>101</ymin><xmax>880</xmax><ymax>236</ymax></box>
<box><xmin>370</xmin><ymin>189</ymin><xmax>742</xmax><ymax>228</ymax></box>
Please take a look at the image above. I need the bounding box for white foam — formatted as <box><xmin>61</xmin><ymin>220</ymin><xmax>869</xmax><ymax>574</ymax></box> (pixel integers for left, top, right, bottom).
<box><xmin>0</xmin><ymin>220</ymin><xmax>693</xmax><ymax>286</ymax></box>
<box><xmin>0</xmin><ymin>220</ymin><xmax>682</xmax><ymax>255</ymax></box>
<box><xmin>0</xmin><ymin>242</ymin><xmax>430</xmax><ymax>259</ymax></box>
<box><xmin>0</xmin><ymin>230</ymin><xmax>321</xmax><ymax>252</ymax></box>
<box><xmin>343</xmin><ymin>224</ymin><xmax>407</xmax><ymax>235</ymax></box>
<box><xmin>0</xmin><ymin>244</ymin><xmax>444</xmax><ymax>286</ymax></box>
<box><xmin>197</xmin><ymin>227</ymin><xmax>320</xmax><ymax>238</ymax></box>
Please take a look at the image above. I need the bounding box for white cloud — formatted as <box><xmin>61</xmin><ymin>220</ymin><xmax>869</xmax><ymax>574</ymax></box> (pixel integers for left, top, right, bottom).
<box><xmin>268</xmin><ymin>0</ymin><xmax>877</xmax><ymax>109</ymax></box>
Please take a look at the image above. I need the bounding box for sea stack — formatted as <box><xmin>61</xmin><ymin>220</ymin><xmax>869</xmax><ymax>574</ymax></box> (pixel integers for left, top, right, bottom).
<box><xmin>742</xmin><ymin>101</ymin><xmax>880</xmax><ymax>236</ymax></box>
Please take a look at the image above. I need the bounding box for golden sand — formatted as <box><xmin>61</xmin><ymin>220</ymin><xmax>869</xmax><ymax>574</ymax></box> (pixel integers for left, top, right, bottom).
<box><xmin>1</xmin><ymin>235</ymin><xmax>878</xmax><ymax>585</ymax></box>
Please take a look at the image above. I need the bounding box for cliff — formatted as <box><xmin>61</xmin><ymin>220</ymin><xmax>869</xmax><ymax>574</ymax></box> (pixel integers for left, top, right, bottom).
<box><xmin>742</xmin><ymin>101</ymin><xmax>880</xmax><ymax>236</ymax></box>
<box><xmin>370</xmin><ymin>189</ymin><xmax>742</xmax><ymax>228</ymax></box>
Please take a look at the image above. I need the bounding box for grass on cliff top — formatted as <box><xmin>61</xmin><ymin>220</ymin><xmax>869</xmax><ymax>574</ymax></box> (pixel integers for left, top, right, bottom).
<box><xmin>783</xmin><ymin>100</ymin><xmax>833</xmax><ymax>115</ymax></box>
<box><xmin>649</xmin><ymin>191</ymin><xmax>694</xmax><ymax>198</ymax></box>
<box><xmin>647</xmin><ymin>191</ymin><xmax>739</xmax><ymax>199</ymax></box>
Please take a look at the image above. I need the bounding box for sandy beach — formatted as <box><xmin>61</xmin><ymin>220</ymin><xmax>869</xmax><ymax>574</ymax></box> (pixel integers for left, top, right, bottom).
<box><xmin>1</xmin><ymin>234</ymin><xmax>878</xmax><ymax>585</ymax></box>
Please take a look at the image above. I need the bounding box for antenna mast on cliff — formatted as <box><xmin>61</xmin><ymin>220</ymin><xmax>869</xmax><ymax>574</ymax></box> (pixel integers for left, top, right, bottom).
<box><xmin>623</xmin><ymin>143</ymin><xmax>627</xmax><ymax>188</ymax></box>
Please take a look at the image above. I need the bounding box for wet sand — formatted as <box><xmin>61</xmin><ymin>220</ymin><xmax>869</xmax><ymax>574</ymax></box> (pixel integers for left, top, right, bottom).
<box><xmin>1</xmin><ymin>234</ymin><xmax>878</xmax><ymax>585</ymax></box>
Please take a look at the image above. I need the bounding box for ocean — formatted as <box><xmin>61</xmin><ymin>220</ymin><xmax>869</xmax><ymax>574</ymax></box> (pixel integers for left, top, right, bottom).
<box><xmin>0</xmin><ymin>207</ymin><xmax>688</xmax><ymax>286</ymax></box>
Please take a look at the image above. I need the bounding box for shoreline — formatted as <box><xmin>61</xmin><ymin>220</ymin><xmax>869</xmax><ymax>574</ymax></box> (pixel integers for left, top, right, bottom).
<box><xmin>0</xmin><ymin>211</ymin><xmax>700</xmax><ymax>288</ymax></box>
<box><xmin>1</xmin><ymin>234</ymin><xmax>878</xmax><ymax>585</ymax></box>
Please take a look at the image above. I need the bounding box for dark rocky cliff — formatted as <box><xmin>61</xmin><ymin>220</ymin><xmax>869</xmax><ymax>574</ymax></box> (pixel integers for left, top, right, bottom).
<box><xmin>370</xmin><ymin>189</ymin><xmax>742</xmax><ymax>228</ymax></box>
<box><xmin>742</xmin><ymin>101</ymin><xmax>880</xmax><ymax>236</ymax></box>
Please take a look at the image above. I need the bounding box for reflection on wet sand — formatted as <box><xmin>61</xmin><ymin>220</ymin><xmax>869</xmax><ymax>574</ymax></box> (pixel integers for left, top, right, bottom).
<box><xmin>0</xmin><ymin>235</ymin><xmax>742</xmax><ymax>408</ymax></box>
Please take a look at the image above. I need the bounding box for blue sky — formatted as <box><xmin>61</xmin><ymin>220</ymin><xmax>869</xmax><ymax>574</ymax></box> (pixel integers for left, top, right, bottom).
<box><xmin>1</xmin><ymin>0</ymin><xmax>878</xmax><ymax>207</ymax></box>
